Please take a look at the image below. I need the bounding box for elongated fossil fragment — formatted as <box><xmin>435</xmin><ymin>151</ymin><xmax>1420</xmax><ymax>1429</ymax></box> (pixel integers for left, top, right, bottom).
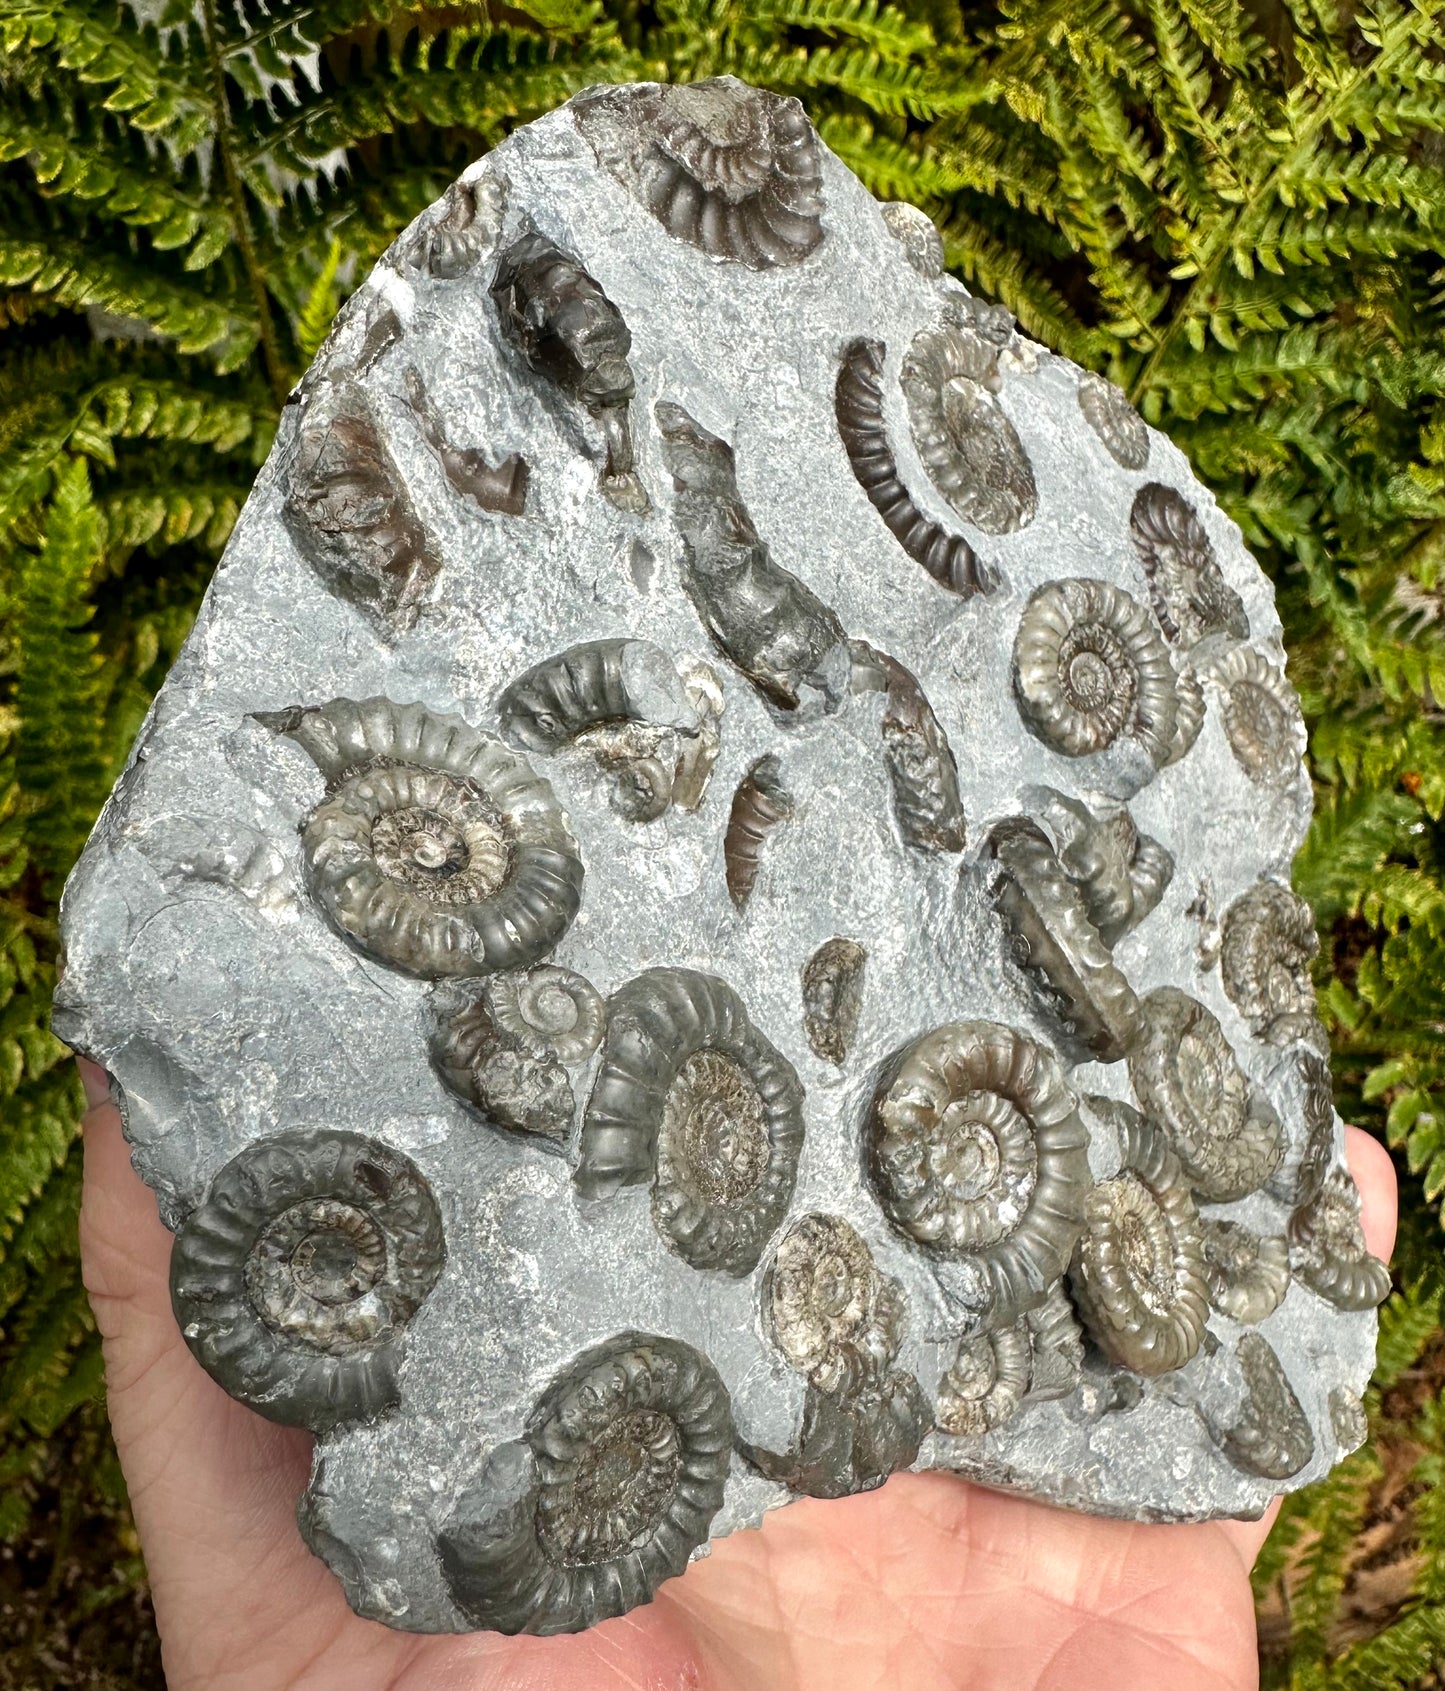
<box><xmin>724</xmin><ymin>755</ymin><xmax>795</xmax><ymax>911</ymax></box>
<box><xmin>801</xmin><ymin>937</ymin><xmax>866</xmax><ymax>1065</ymax></box>
<box><xmin>850</xmin><ymin>640</ymin><xmax>967</xmax><ymax>853</ymax></box>
<box><xmin>401</xmin><ymin>368</ymin><xmax>529</xmax><ymax>516</ymax></box>
<box><xmin>737</xmin><ymin>1371</ymin><xmax>929</xmax><ymax>1499</ymax></box>
<box><xmin>1213</xmin><ymin>1332</ymin><xmax>1315</xmax><ymax>1481</ymax></box>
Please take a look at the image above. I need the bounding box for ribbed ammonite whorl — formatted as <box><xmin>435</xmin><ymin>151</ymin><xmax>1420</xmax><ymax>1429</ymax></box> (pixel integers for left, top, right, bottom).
<box><xmin>881</xmin><ymin>200</ymin><xmax>945</xmax><ymax>278</ymax></box>
<box><xmin>1268</xmin><ymin>1043</ymin><xmax>1335</xmax><ymax>1209</ymax></box>
<box><xmin>1288</xmin><ymin>1168</ymin><xmax>1392</xmax><ymax>1311</ymax></box>
<box><xmin>1214</xmin><ymin>1331</ymin><xmax>1315</xmax><ymax>1481</ymax></box>
<box><xmin>169</xmin><ymin>1130</ymin><xmax>445</xmax><ymax>1432</ymax></box>
<box><xmin>1220</xmin><ymin>880</ymin><xmax>1319</xmax><ymax>1033</ymax></box>
<box><xmin>1068</xmin><ymin>1107</ymin><xmax>1209</xmax><ymax>1375</ymax></box>
<box><xmin>1128</xmin><ymin>483</ymin><xmax>1249</xmax><ymax>649</ymax></box>
<box><xmin>1198</xmin><ymin>1218</ymin><xmax>1291</xmax><ymax>1325</ymax></box>
<box><xmin>1013</xmin><ymin>577</ymin><xmax>1179</xmax><ymax>768</ymax></box>
<box><xmin>438</xmin><ymin>1331</ymin><xmax>732</xmax><ymax>1635</ymax></box>
<box><xmin>1205</xmin><ymin>645</ymin><xmax>1308</xmax><ymax>788</ymax></box>
<box><xmin>1037</xmin><ymin>790</ymin><xmax>1174</xmax><ymax>947</ymax></box>
<box><xmin>1077</xmin><ymin>371</ymin><xmax>1150</xmax><ymax>471</ymax></box>
<box><xmin>936</xmin><ymin>1321</ymin><xmax>1033</xmax><ymax>1437</ymax></box>
<box><xmin>763</xmin><ymin>1213</ymin><xmax>906</xmax><ymax>1395</ymax></box>
<box><xmin>868</xmin><ymin>1021</ymin><xmax>1092</xmax><ymax>1325</ymax></box>
<box><xmin>1128</xmin><ymin>987</ymin><xmax>1284</xmax><ymax>1202</ymax></box>
<box><xmin>902</xmin><ymin>320</ymin><xmax>1037</xmax><ymax>535</ymax></box>
<box><xmin>259</xmin><ymin>696</ymin><xmax>583</xmax><ymax>979</ymax></box>
<box><xmin>575</xmin><ymin>968</ymin><xmax>805</xmax><ymax>1275</ymax></box>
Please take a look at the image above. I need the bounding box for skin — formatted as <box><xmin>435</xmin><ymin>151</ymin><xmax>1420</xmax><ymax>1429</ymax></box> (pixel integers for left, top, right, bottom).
<box><xmin>77</xmin><ymin>1056</ymin><xmax>1398</xmax><ymax>1691</ymax></box>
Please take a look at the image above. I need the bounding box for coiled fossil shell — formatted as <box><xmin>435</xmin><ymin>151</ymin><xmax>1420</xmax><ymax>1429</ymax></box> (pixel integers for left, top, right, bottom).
<box><xmin>724</xmin><ymin>755</ymin><xmax>795</xmax><ymax>912</ymax></box>
<box><xmin>801</xmin><ymin>937</ymin><xmax>866</xmax><ymax>1065</ymax></box>
<box><xmin>1069</xmin><ymin>1107</ymin><xmax>1209</xmax><ymax>1375</ymax></box>
<box><xmin>937</xmin><ymin>1321</ymin><xmax>1033</xmax><ymax>1436</ymax></box>
<box><xmin>576</xmin><ymin>968</ymin><xmax>805</xmax><ymax>1274</ymax></box>
<box><xmin>1214</xmin><ymin>1331</ymin><xmax>1315</xmax><ymax>1481</ymax></box>
<box><xmin>1329</xmin><ymin>1385</ymin><xmax>1369</xmax><ymax>1453</ymax></box>
<box><xmin>738</xmin><ymin>1371</ymin><xmax>930</xmax><ymax>1499</ymax></box>
<box><xmin>1031</xmin><ymin>790</ymin><xmax>1174</xmax><ymax>947</ymax></box>
<box><xmin>438</xmin><ymin>1331</ymin><xmax>732</xmax><ymax>1634</ymax></box>
<box><xmin>1267</xmin><ymin>1044</ymin><xmax>1335</xmax><ymax>1209</ymax></box>
<box><xmin>880</xmin><ymin>200</ymin><xmax>945</xmax><ymax>277</ymax></box>
<box><xmin>903</xmin><ymin>319</ymin><xmax>1038</xmax><ymax>535</ymax></box>
<box><xmin>1013</xmin><ymin>577</ymin><xmax>1179</xmax><ymax>767</ymax></box>
<box><xmin>850</xmin><ymin>640</ymin><xmax>967</xmax><ymax>852</ymax></box>
<box><xmin>497</xmin><ymin>638</ymin><xmax>700</xmax><ymax>754</ymax></box>
<box><xmin>1129</xmin><ymin>484</ymin><xmax>1249</xmax><ymax>649</ymax></box>
<box><xmin>1220</xmin><ymin>879</ymin><xmax>1319</xmax><ymax>1034</ymax></box>
<box><xmin>1128</xmin><ymin>987</ymin><xmax>1285</xmax><ymax>1202</ymax></box>
<box><xmin>259</xmin><ymin>697</ymin><xmax>584</xmax><ymax>979</ymax></box>
<box><xmin>169</xmin><ymin>1130</ymin><xmax>445</xmax><ymax>1431</ymax></box>
<box><xmin>986</xmin><ymin>817</ymin><xmax>1146</xmax><ymax>1064</ymax></box>
<box><xmin>1198</xmin><ymin>1218</ymin><xmax>1291</xmax><ymax>1325</ymax></box>
<box><xmin>1164</xmin><ymin>664</ymin><xmax>1207</xmax><ymax>766</ymax></box>
<box><xmin>869</xmin><ymin>1021</ymin><xmax>1092</xmax><ymax>1327</ymax></box>
<box><xmin>392</xmin><ymin>172</ymin><xmax>507</xmax><ymax>279</ymax></box>
<box><xmin>1077</xmin><ymin>371</ymin><xmax>1150</xmax><ymax>471</ymax></box>
<box><xmin>1206</xmin><ymin>645</ymin><xmax>1308</xmax><ymax>788</ymax></box>
<box><xmin>835</xmin><ymin>339</ymin><xmax>996</xmax><ymax>598</ymax></box>
<box><xmin>1288</xmin><ymin>1169</ymin><xmax>1392</xmax><ymax>1311</ymax></box>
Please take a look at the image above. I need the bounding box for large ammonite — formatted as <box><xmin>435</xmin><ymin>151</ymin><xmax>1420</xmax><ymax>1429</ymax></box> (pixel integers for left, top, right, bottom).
<box><xmin>1077</xmin><ymin>371</ymin><xmax>1150</xmax><ymax>471</ymax></box>
<box><xmin>1068</xmin><ymin>1105</ymin><xmax>1209</xmax><ymax>1375</ymax></box>
<box><xmin>868</xmin><ymin>1021</ymin><xmax>1092</xmax><ymax>1327</ymax></box>
<box><xmin>438</xmin><ymin>1331</ymin><xmax>732</xmax><ymax>1634</ymax></box>
<box><xmin>575</xmin><ymin>968</ymin><xmax>805</xmax><ymax>1275</ymax></box>
<box><xmin>902</xmin><ymin>320</ymin><xmax>1038</xmax><ymax>535</ymax></box>
<box><xmin>1220</xmin><ymin>879</ymin><xmax>1319</xmax><ymax>1034</ymax></box>
<box><xmin>762</xmin><ymin>1213</ymin><xmax>906</xmax><ymax>1396</ymax></box>
<box><xmin>1128</xmin><ymin>987</ymin><xmax>1284</xmax><ymax>1202</ymax></box>
<box><xmin>1013</xmin><ymin>577</ymin><xmax>1179</xmax><ymax>767</ymax></box>
<box><xmin>258</xmin><ymin>696</ymin><xmax>583</xmax><ymax>979</ymax></box>
<box><xmin>1128</xmin><ymin>483</ymin><xmax>1249</xmax><ymax>649</ymax></box>
<box><xmin>1205</xmin><ymin>644</ymin><xmax>1308</xmax><ymax>788</ymax></box>
<box><xmin>169</xmin><ymin>1130</ymin><xmax>445</xmax><ymax>1432</ymax></box>
<box><xmin>1213</xmin><ymin>1331</ymin><xmax>1315</xmax><ymax>1481</ymax></box>
<box><xmin>1197</xmin><ymin>1218</ymin><xmax>1291</xmax><ymax>1325</ymax></box>
<box><xmin>936</xmin><ymin>1321</ymin><xmax>1033</xmax><ymax>1437</ymax></box>
<box><xmin>1288</xmin><ymin>1168</ymin><xmax>1392</xmax><ymax>1310</ymax></box>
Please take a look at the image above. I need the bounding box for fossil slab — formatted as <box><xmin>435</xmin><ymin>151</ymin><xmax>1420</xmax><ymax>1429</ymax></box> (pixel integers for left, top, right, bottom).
<box><xmin>55</xmin><ymin>76</ymin><xmax>1382</xmax><ymax>1637</ymax></box>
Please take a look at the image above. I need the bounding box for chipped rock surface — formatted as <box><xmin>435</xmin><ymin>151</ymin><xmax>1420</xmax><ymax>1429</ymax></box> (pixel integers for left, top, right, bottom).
<box><xmin>55</xmin><ymin>77</ymin><xmax>1381</xmax><ymax>1637</ymax></box>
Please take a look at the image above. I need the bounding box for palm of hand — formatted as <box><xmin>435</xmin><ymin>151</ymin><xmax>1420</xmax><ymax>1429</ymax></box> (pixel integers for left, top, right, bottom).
<box><xmin>78</xmin><ymin>1062</ymin><xmax>1398</xmax><ymax>1691</ymax></box>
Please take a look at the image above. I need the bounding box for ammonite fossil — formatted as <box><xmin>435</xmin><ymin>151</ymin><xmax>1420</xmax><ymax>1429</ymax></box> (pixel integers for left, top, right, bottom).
<box><xmin>1198</xmin><ymin>1218</ymin><xmax>1291</xmax><ymax>1325</ymax></box>
<box><xmin>902</xmin><ymin>319</ymin><xmax>1038</xmax><ymax>535</ymax></box>
<box><xmin>1214</xmin><ymin>1332</ymin><xmax>1315</xmax><ymax>1481</ymax></box>
<box><xmin>880</xmin><ymin>200</ymin><xmax>945</xmax><ymax>277</ymax></box>
<box><xmin>868</xmin><ymin>1021</ymin><xmax>1092</xmax><ymax>1327</ymax></box>
<box><xmin>439</xmin><ymin>1332</ymin><xmax>732</xmax><ymax>1634</ymax></box>
<box><xmin>258</xmin><ymin>697</ymin><xmax>584</xmax><ymax>979</ymax></box>
<box><xmin>1033</xmin><ymin>790</ymin><xmax>1174</xmax><ymax>946</ymax></box>
<box><xmin>1205</xmin><ymin>644</ymin><xmax>1308</xmax><ymax>788</ymax></box>
<box><xmin>1013</xmin><ymin>577</ymin><xmax>1179</xmax><ymax>768</ymax></box>
<box><xmin>391</xmin><ymin>172</ymin><xmax>507</xmax><ymax>279</ymax></box>
<box><xmin>738</xmin><ymin>1371</ymin><xmax>930</xmax><ymax>1499</ymax></box>
<box><xmin>762</xmin><ymin>1213</ymin><xmax>906</xmax><ymax>1395</ymax></box>
<box><xmin>576</xmin><ymin>968</ymin><xmax>805</xmax><ymax>1274</ymax></box>
<box><xmin>985</xmin><ymin>817</ymin><xmax>1146</xmax><ymax>1064</ymax></box>
<box><xmin>1069</xmin><ymin>1106</ymin><xmax>1209</xmax><ymax>1375</ymax></box>
<box><xmin>1220</xmin><ymin>879</ymin><xmax>1319</xmax><ymax>1033</ymax></box>
<box><xmin>1127</xmin><ymin>987</ymin><xmax>1284</xmax><ymax>1202</ymax></box>
<box><xmin>1129</xmin><ymin>483</ymin><xmax>1249</xmax><ymax>649</ymax></box>
<box><xmin>849</xmin><ymin>641</ymin><xmax>967</xmax><ymax>853</ymax></box>
<box><xmin>936</xmin><ymin>1322</ymin><xmax>1032</xmax><ymax>1436</ymax></box>
<box><xmin>575</xmin><ymin>77</ymin><xmax>825</xmax><ymax>270</ymax></box>
<box><xmin>834</xmin><ymin>339</ymin><xmax>996</xmax><ymax>598</ymax></box>
<box><xmin>801</xmin><ymin>936</ymin><xmax>866</xmax><ymax>1065</ymax></box>
<box><xmin>725</xmin><ymin>755</ymin><xmax>795</xmax><ymax>912</ymax></box>
<box><xmin>1164</xmin><ymin>665</ymin><xmax>1207</xmax><ymax>766</ymax></box>
<box><xmin>402</xmin><ymin>368</ymin><xmax>529</xmax><ymax>517</ymax></box>
<box><xmin>1076</xmin><ymin>371</ymin><xmax>1150</xmax><ymax>471</ymax></box>
<box><xmin>1267</xmin><ymin>1044</ymin><xmax>1335</xmax><ymax>1209</ymax></box>
<box><xmin>1329</xmin><ymin>1385</ymin><xmax>1369</xmax><ymax>1453</ymax></box>
<box><xmin>1289</xmin><ymin>1169</ymin><xmax>1392</xmax><ymax>1311</ymax></box>
<box><xmin>1023</xmin><ymin>1282</ymin><xmax>1085</xmax><ymax>1402</ymax></box>
<box><xmin>169</xmin><ymin>1130</ymin><xmax>445</xmax><ymax>1431</ymax></box>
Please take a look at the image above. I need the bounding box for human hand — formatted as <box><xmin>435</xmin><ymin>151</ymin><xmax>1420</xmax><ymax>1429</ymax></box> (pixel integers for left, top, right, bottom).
<box><xmin>78</xmin><ymin>1057</ymin><xmax>1397</xmax><ymax>1691</ymax></box>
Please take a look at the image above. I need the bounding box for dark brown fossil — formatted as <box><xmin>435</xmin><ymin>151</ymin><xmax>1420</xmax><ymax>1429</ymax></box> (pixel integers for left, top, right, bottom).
<box><xmin>725</xmin><ymin>755</ymin><xmax>795</xmax><ymax>912</ymax></box>
<box><xmin>1214</xmin><ymin>1331</ymin><xmax>1315</xmax><ymax>1481</ymax></box>
<box><xmin>1129</xmin><ymin>484</ymin><xmax>1249</xmax><ymax>649</ymax></box>
<box><xmin>801</xmin><ymin>937</ymin><xmax>866</xmax><ymax>1065</ymax></box>
<box><xmin>850</xmin><ymin>640</ymin><xmax>967</xmax><ymax>853</ymax></box>
<box><xmin>738</xmin><ymin>1372</ymin><xmax>929</xmax><ymax>1499</ymax></box>
<box><xmin>402</xmin><ymin>369</ymin><xmax>529</xmax><ymax>516</ymax></box>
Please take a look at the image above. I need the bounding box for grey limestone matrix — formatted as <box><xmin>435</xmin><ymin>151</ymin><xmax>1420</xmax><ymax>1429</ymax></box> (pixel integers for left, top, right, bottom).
<box><xmin>54</xmin><ymin>76</ymin><xmax>1389</xmax><ymax>1637</ymax></box>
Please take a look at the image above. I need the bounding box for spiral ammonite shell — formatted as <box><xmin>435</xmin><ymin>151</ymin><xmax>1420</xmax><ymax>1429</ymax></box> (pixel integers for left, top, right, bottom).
<box><xmin>1220</xmin><ymin>880</ymin><xmax>1319</xmax><ymax>1033</ymax></box>
<box><xmin>260</xmin><ymin>697</ymin><xmax>583</xmax><ymax>979</ymax></box>
<box><xmin>1128</xmin><ymin>987</ymin><xmax>1285</xmax><ymax>1202</ymax></box>
<box><xmin>1214</xmin><ymin>1331</ymin><xmax>1315</xmax><ymax>1481</ymax></box>
<box><xmin>1077</xmin><ymin>371</ymin><xmax>1150</xmax><ymax>470</ymax></box>
<box><xmin>496</xmin><ymin>639</ymin><xmax>700</xmax><ymax>756</ymax></box>
<box><xmin>1069</xmin><ymin>1107</ymin><xmax>1209</xmax><ymax>1375</ymax></box>
<box><xmin>484</xmin><ymin>967</ymin><xmax>606</xmax><ymax>1064</ymax></box>
<box><xmin>1039</xmin><ymin>792</ymin><xmax>1174</xmax><ymax>947</ymax></box>
<box><xmin>1205</xmin><ymin>645</ymin><xmax>1308</xmax><ymax>788</ymax></box>
<box><xmin>438</xmin><ymin>1331</ymin><xmax>732</xmax><ymax>1634</ymax></box>
<box><xmin>880</xmin><ymin>200</ymin><xmax>945</xmax><ymax>278</ymax></box>
<box><xmin>936</xmin><ymin>1322</ymin><xmax>1033</xmax><ymax>1437</ymax></box>
<box><xmin>1197</xmin><ymin>1218</ymin><xmax>1291</xmax><ymax>1325</ymax></box>
<box><xmin>576</xmin><ymin>968</ymin><xmax>805</xmax><ymax>1275</ymax></box>
<box><xmin>801</xmin><ymin>936</ymin><xmax>866</xmax><ymax>1065</ymax></box>
<box><xmin>1288</xmin><ymin>1169</ymin><xmax>1392</xmax><ymax>1311</ymax></box>
<box><xmin>1129</xmin><ymin>483</ymin><xmax>1249</xmax><ymax>649</ymax></box>
<box><xmin>763</xmin><ymin>1213</ymin><xmax>906</xmax><ymax>1396</ymax></box>
<box><xmin>869</xmin><ymin>1021</ymin><xmax>1092</xmax><ymax>1326</ymax></box>
<box><xmin>739</xmin><ymin>1371</ymin><xmax>930</xmax><ymax>1500</ymax></box>
<box><xmin>169</xmin><ymin>1130</ymin><xmax>445</xmax><ymax>1431</ymax></box>
<box><xmin>1013</xmin><ymin>577</ymin><xmax>1179</xmax><ymax>766</ymax></box>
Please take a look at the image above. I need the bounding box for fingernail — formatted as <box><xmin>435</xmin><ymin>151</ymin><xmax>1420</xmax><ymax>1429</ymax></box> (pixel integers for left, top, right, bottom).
<box><xmin>76</xmin><ymin>1056</ymin><xmax>112</xmax><ymax>1110</ymax></box>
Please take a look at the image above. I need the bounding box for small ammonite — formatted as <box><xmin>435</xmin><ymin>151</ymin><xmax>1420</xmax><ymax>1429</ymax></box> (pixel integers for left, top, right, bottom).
<box><xmin>763</xmin><ymin>1213</ymin><xmax>906</xmax><ymax>1396</ymax></box>
<box><xmin>801</xmin><ymin>937</ymin><xmax>866</xmax><ymax>1065</ymax></box>
<box><xmin>1013</xmin><ymin>577</ymin><xmax>1179</xmax><ymax>768</ymax></box>
<box><xmin>1220</xmin><ymin>880</ymin><xmax>1319</xmax><ymax>1034</ymax></box>
<box><xmin>1024</xmin><ymin>1282</ymin><xmax>1085</xmax><ymax>1402</ymax></box>
<box><xmin>1128</xmin><ymin>987</ymin><xmax>1285</xmax><ymax>1202</ymax></box>
<box><xmin>576</xmin><ymin>969</ymin><xmax>805</xmax><ymax>1275</ymax></box>
<box><xmin>868</xmin><ymin>1021</ymin><xmax>1092</xmax><ymax>1329</ymax></box>
<box><xmin>438</xmin><ymin>1332</ymin><xmax>732</xmax><ymax>1635</ymax></box>
<box><xmin>1214</xmin><ymin>1331</ymin><xmax>1315</xmax><ymax>1481</ymax></box>
<box><xmin>739</xmin><ymin>1371</ymin><xmax>930</xmax><ymax>1500</ymax></box>
<box><xmin>1267</xmin><ymin>1044</ymin><xmax>1335</xmax><ymax>1209</ymax></box>
<box><xmin>390</xmin><ymin>171</ymin><xmax>507</xmax><ymax>280</ymax></box>
<box><xmin>169</xmin><ymin>1130</ymin><xmax>445</xmax><ymax>1432</ymax></box>
<box><xmin>484</xmin><ymin>967</ymin><xmax>606</xmax><ymax>1064</ymax></box>
<box><xmin>880</xmin><ymin>200</ymin><xmax>946</xmax><ymax>278</ymax></box>
<box><xmin>1077</xmin><ymin>371</ymin><xmax>1150</xmax><ymax>471</ymax></box>
<box><xmin>1288</xmin><ymin>1168</ymin><xmax>1392</xmax><ymax>1311</ymax></box>
<box><xmin>257</xmin><ymin>697</ymin><xmax>584</xmax><ymax>980</ymax></box>
<box><xmin>1205</xmin><ymin>645</ymin><xmax>1308</xmax><ymax>788</ymax></box>
<box><xmin>1069</xmin><ymin>1107</ymin><xmax>1210</xmax><ymax>1376</ymax></box>
<box><xmin>1329</xmin><ymin>1385</ymin><xmax>1369</xmax><ymax>1454</ymax></box>
<box><xmin>1035</xmin><ymin>790</ymin><xmax>1174</xmax><ymax>947</ymax></box>
<box><xmin>1164</xmin><ymin>665</ymin><xmax>1207</xmax><ymax>767</ymax></box>
<box><xmin>1129</xmin><ymin>483</ymin><xmax>1249</xmax><ymax>649</ymax></box>
<box><xmin>936</xmin><ymin>1322</ymin><xmax>1032</xmax><ymax>1437</ymax></box>
<box><xmin>1197</xmin><ymin>1218</ymin><xmax>1291</xmax><ymax>1325</ymax></box>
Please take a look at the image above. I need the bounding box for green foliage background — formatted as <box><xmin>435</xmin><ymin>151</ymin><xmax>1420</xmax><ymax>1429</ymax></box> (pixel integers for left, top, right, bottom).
<box><xmin>2</xmin><ymin>0</ymin><xmax>1444</xmax><ymax>1680</ymax></box>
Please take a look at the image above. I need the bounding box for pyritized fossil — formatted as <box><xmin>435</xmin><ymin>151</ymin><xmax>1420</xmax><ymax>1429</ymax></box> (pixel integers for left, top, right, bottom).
<box><xmin>763</xmin><ymin>1212</ymin><xmax>907</xmax><ymax>1394</ymax></box>
<box><xmin>738</xmin><ymin>1371</ymin><xmax>930</xmax><ymax>1499</ymax></box>
<box><xmin>1220</xmin><ymin>879</ymin><xmax>1319</xmax><ymax>1034</ymax></box>
<box><xmin>850</xmin><ymin>641</ymin><xmax>967</xmax><ymax>853</ymax></box>
<box><xmin>937</xmin><ymin>1322</ymin><xmax>1032</xmax><ymax>1436</ymax></box>
<box><xmin>1077</xmin><ymin>371</ymin><xmax>1150</xmax><ymax>471</ymax></box>
<box><xmin>1289</xmin><ymin>1169</ymin><xmax>1392</xmax><ymax>1310</ymax></box>
<box><xmin>1213</xmin><ymin>1331</ymin><xmax>1315</xmax><ymax>1481</ymax></box>
<box><xmin>1024</xmin><ymin>1282</ymin><xmax>1085</xmax><ymax>1402</ymax></box>
<box><xmin>1198</xmin><ymin>1218</ymin><xmax>1291</xmax><ymax>1325</ymax></box>
<box><xmin>1329</xmin><ymin>1385</ymin><xmax>1369</xmax><ymax>1453</ymax></box>
<box><xmin>439</xmin><ymin>1332</ymin><xmax>732</xmax><ymax>1634</ymax></box>
<box><xmin>725</xmin><ymin>755</ymin><xmax>795</xmax><ymax>912</ymax></box>
<box><xmin>401</xmin><ymin>369</ymin><xmax>529</xmax><ymax>516</ymax></box>
<box><xmin>1128</xmin><ymin>987</ymin><xmax>1285</xmax><ymax>1202</ymax></box>
<box><xmin>1267</xmin><ymin>1044</ymin><xmax>1336</xmax><ymax>1209</ymax></box>
<box><xmin>880</xmin><ymin>200</ymin><xmax>945</xmax><ymax>277</ymax></box>
<box><xmin>257</xmin><ymin>697</ymin><xmax>583</xmax><ymax>979</ymax></box>
<box><xmin>1164</xmin><ymin>665</ymin><xmax>1207</xmax><ymax>767</ymax></box>
<box><xmin>1129</xmin><ymin>483</ymin><xmax>1249</xmax><ymax>649</ymax></box>
<box><xmin>1029</xmin><ymin>789</ymin><xmax>1174</xmax><ymax>947</ymax></box>
<box><xmin>390</xmin><ymin>171</ymin><xmax>507</xmax><ymax>279</ymax></box>
<box><xmin>801</xmin><ymin>937</ymin><xmax>866</xmax><ymax>1065</ymax></box>
<box><xmin>169</xmin><ymin>1130</ymin><xmax>445</xmax><ymax>1431</ymax></box>
<box><xmin>1205</xmin><ymin>645</ymin><xmax>1308</xmax><ymax>788</ymax></box>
